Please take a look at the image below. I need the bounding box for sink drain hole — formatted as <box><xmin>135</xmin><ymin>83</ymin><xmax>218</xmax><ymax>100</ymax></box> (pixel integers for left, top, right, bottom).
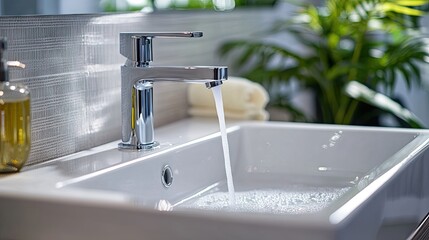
<box><xmin>161</xmin><ymin>165</ymin><xmax>173</xmax><ymax>188</ymax></box>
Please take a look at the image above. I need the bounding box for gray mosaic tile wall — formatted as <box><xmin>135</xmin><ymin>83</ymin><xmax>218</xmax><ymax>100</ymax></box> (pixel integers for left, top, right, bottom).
<box><xmin>0</xmin><ymin>9</ymin><xmax>274</xmax><ymax>165</ymax></box>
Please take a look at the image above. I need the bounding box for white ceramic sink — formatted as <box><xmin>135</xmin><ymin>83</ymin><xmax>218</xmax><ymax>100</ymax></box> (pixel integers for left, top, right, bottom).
<box><xmin>56</xmin><ymin>121</ymin><xmax>429</xmax><ymax>240</ymax></box>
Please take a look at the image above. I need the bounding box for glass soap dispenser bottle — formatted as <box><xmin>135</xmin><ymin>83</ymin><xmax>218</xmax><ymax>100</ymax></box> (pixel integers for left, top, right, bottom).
<box><xmin>0</xmin><ymin>38</ymin><xmax>30</xmax><ymax>173</ymax></box>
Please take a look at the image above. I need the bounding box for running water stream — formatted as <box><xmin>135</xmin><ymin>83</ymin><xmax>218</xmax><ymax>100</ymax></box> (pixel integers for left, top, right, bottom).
<box><xmin>211</xmin><ymin>85</ymin><xmax>236</xmax><ymax>205</ymax></box>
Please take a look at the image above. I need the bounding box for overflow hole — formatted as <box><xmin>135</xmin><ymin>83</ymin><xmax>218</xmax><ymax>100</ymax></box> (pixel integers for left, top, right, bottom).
<box><xmin>161</xmin><ymin>165</ymin><xmax>173</xmax><ymax>188</ymax></box>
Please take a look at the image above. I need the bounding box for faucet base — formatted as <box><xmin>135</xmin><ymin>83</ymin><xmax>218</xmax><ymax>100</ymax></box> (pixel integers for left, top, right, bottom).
<box><xmin>118</xmin><ymin>141</ymin><xmax>160</xmax><ymax>151</ymax></box>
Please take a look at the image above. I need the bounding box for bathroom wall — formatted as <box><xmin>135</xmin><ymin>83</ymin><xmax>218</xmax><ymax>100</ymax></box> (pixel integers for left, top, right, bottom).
<box><xmin>0</xmin><ymin>9</ymin><xmax>275</xmax><ymax>165</ymax></box>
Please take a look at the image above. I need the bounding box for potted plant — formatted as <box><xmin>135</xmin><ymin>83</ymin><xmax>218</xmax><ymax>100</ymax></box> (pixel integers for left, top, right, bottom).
<box><xmin>220</xmin><ymin>0</ymin><xmax>429</xmax><ymax>128</ymax></box>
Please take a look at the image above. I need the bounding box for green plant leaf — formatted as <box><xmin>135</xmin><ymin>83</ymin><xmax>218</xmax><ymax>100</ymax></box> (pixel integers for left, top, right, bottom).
<box><xmin>395</xmin><ymin>0</ymin><xmax>429</xmax><ymax>7</ymax></box>
<box><xmin>381</xmin><ymin>2</ymin><xmax>426</xmax><ymax>16</ymax></box>
<box><xmin>397</xmin><ymin>65</ymin><xmax>412</xmax><ymax>89</ymax></box>
<box><xmin>406</xmin><ymin>61</ymin><xmax>422</xmax><ymax>84</ymax></box>
<box><xmin>326</xmin><ymin>63</ymin><xmax>354</xmax><ymax>81</ymax></box>
<box><xmin>345</xmin><ymin>81</ymin><xmax>425</xmax><ymax>128</ymax></box>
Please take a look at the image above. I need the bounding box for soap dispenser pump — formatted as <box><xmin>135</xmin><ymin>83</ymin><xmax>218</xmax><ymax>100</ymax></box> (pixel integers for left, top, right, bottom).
<box><xmin>0</xmin><ymin>38</ymin><xmax>30</xmax><ymax>173</ymax></box>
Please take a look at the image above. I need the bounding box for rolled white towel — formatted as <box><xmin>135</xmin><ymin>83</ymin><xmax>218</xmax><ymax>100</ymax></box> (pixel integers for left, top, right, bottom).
<box><xmin>188</xmin><ymin>76</ymin><xmax>270</xmax><ymax>120</ymax></box>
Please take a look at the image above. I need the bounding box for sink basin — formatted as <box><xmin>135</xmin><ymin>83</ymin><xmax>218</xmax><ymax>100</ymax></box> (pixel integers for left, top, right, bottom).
<box><xmin>57</xmin><ymin>121</ymin><xmax>429</xmax><ymax>240</ymax></box>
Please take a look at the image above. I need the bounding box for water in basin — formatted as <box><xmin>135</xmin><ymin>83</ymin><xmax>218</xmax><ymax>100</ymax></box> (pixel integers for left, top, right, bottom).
<box><xmin>178</xmin><ymin>186</ymin><xmax>350</xmax><ymax>214</ymax></box>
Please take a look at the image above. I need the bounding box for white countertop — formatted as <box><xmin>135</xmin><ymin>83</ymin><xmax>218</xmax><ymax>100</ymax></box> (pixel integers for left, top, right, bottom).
<box><xmin>0</xmin><ymin>117</ymin><xmax>232</xmax><ymax>202</ymax></box>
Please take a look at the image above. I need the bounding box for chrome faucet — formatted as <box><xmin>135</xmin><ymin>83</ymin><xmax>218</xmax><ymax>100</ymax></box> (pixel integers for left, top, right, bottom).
<box><xmin>119</xmin><ymin>31</ymin><xmax>227</xmax><ymax>150</ymax></box>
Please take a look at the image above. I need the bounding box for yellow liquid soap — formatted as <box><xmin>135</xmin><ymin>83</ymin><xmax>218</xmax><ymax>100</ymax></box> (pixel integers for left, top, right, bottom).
<box><xmin>0</xmin><ymin>96</ymin><xmax>31</xmax><ymax>172</ymax></box>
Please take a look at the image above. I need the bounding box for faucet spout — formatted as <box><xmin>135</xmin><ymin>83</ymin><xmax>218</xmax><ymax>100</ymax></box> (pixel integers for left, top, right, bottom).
<box><xmin>123</xmin><ymin>65</ymin><xmax>227</xmax><ymax>83</ymax></box>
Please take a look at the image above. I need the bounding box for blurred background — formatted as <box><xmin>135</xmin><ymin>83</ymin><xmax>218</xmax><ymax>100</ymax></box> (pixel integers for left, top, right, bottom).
<box><xmin>0</xmin><ymin>0</ymin><xmax>282</xmax><ymax>15</ymax></box>
<box><xmin>1</xmin><ymin>0</ymin><xmax>428</xmax><ymax>130</ymax></box>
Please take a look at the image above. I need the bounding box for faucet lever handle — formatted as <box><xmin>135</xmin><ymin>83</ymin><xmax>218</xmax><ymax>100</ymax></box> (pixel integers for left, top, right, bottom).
<box><xmin>124</xmin><ymin>32</ymin><xmax>203</xmax><ymax>38</ymax></box>
<box><xmin>120</xmin><ymin>32</ymin><xmax>203</xmax><ymax>65</ymax></box>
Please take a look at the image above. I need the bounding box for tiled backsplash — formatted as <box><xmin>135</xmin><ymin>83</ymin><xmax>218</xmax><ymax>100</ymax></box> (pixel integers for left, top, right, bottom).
<box><xmin>0</xmin><ymin>9</ymin><xmax>274</xmax><ymax>165</ymax></box>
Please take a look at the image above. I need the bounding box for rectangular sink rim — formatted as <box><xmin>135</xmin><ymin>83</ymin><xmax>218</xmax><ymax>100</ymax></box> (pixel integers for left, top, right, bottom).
<box><xmin>56</xmin><ymin>121</ymin><xmax>429</xmax><ymax>227</ymax></box>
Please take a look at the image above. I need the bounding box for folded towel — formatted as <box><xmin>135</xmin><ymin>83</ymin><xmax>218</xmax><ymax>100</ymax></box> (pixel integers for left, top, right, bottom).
<box><xmin>189</xmin><ymin>107</ymin><xmax>269</xmax><ymax>121</ymax></box>
<box><xmin>188</xmin><ymin>76</ymin><xmax>270</xmax><ymax>120</ymax></box>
